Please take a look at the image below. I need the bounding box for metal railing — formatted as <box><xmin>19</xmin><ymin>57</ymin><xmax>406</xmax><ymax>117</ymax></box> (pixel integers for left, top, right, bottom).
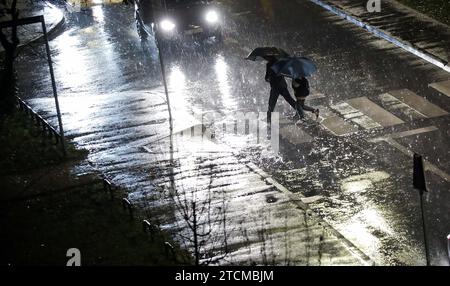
<box><xmin>99</xmin><ymin>174</ymin><xmax>183</xmax><ymax>263</ymax></box>
<box><xmin>1</xmin><ymin>15</ymin><xmax>67</xmax><ymax>155</ymax></box>
<box><xmin>16</xmin><ymin>96</ymin><xmax>63</xmax><ymax>146</ymax></box>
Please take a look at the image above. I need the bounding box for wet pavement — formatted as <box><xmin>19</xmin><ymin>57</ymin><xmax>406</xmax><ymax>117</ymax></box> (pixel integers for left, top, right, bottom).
<box><xmin>15</xmin><ymin>0</ymin><xmax>450</xmax><ymax>265</ymax></box>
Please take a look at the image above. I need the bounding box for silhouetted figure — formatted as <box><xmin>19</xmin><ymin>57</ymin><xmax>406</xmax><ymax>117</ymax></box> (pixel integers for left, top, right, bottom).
<box><xmin>292</xmin><ymin>77</ymin><xmax>319</xmax><ymax>120</ymax></box>
<box><xmin>265</xmin><ymin>56</ymin><xmax>297</xmax><ymax>123</ymax></box>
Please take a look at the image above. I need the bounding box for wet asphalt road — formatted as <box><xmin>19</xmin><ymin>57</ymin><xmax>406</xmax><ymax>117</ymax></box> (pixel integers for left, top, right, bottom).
<box><xmin>15</xmin><ymin>0</ymin><xmax>450</xmax><ymax>265</ymax></box>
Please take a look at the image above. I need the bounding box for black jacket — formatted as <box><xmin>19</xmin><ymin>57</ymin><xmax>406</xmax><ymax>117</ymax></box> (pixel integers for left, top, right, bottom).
<box><xmin>292</xmin><ymin>77</ymin><xmax>310</xmax><ymax>98</ymax></box>
<box><xmin>265</xmin><ymin>61</ymin><xmax>287</xmax><ymax>89</ymax></box>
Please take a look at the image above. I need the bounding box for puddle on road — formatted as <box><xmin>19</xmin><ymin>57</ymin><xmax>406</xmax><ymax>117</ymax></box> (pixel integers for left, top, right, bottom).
<box><xmin>341</xmin><ymin>171</ymin><xmax>390</xmax><ymax>193</ymax></box>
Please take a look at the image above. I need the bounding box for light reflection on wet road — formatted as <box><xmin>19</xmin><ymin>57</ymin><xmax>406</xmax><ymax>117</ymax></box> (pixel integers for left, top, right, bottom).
<box><xmin>16</xmin><ymin>0</ymin><xmax>450</xmax><ymax>265</ymax></box>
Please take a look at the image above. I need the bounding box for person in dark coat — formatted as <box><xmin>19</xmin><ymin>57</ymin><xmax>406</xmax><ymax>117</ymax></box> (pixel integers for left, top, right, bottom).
<box><xmin>265</xmin><ymin>56</ymin><xmax>297</xmax><ymax>123</ymax></box>
<box><xmin>292</xmin><ymin>77</ymin><xmax>319</xmax><ymax>120</ymax></box>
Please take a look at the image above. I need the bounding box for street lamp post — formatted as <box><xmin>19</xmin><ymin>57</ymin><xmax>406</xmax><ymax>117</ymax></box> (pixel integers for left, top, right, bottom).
<box><xmin>155</xmin><ymin>32</ymin><xmax>173</xmax><ymax>133</ymax></box>
<box><xmin>41</xmin><ymin>16</ymin><xmax>66</xmax><ymax>156</ymax></box>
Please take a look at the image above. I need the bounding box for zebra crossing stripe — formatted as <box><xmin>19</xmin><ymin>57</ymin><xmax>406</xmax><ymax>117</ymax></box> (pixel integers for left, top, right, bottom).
<box><xmin>387</xmin><ymin>89</ymin><xmax>448</xmax><ymax>118</ymax></box>
<box><xmin>379</xmin><ymin>93</ymin><xmax>426</xmax><ymax>119</ymax></box>
<box><xmin>331</xmin><ymin>102</ymin><xmax>381</xmax><ymax>129</ymax></box>
<box><xmin>311</xmin><ymin>105</ymin><xmax>359</xmax><ymax>136</ymax></box>
<box><xmin>346</xmin><ymin>97</ymin><xmax>404</xmax><ymax>127</ymax></box>
<box><xmin>369</xmin><ymin>126</ymin><xmax>438</xmax><ymax>143</ymax></box>
<box><xmin>388</xmin><ymin>126</ymin><xmax>439</xmax><ymax>140</ymax></box>
<box><xmin>429</xmin><ymin>80</ymin><xmax>450</xmax><ymax>98</ymax></box>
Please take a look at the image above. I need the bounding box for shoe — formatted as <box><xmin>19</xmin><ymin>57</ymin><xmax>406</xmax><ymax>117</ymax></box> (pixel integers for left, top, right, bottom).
<box><xmin>314</xmin><ymin>109</ymin><xmax>320</xmax><ymax>120</ymax></box>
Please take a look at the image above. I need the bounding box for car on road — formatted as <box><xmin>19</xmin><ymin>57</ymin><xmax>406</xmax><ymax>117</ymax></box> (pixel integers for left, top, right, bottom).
<box><xmin>135</xmin><ymin>0</ymin><xmax>223</xmax><ymax>43</ymax></box>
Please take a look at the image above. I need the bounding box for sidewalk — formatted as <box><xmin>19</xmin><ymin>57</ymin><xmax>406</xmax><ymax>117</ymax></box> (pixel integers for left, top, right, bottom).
<box><xmin>0</xmin><ymin>0</ymin><xmax>65</xmax><ymax>53</ymax></box>
<box><xmin>309</xmin><ymin>0</ymin><xmax>450</xmax><ymax>72</ymax></box>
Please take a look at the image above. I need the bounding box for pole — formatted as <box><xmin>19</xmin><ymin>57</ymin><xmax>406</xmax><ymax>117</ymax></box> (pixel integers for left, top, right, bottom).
<box><xmin>413</xmin><ymin>153</ymin><xmax>429</xmax><ymax>266</ymax></box>
<box><xmin>419</xmin><ymin>189</ymin><xmax>430</xmax><ymax>266</ymax></box>
<box><xmin>155</xmin><ymin>33</ymin><xmax>173</xmax><ymax>133</ymax></box>
<box><xmin>41</xmin><ymin>16</ymin><xmax>66</xmax><ymax>156</ymax></box>
<box><xmin>447</xmin><ymin>234</ymin><xmax>450</xmax><ymax>264</ymax></box>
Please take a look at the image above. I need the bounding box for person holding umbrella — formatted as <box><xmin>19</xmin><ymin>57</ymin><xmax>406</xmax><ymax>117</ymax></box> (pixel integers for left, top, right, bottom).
<box><xmin>264</xmin><ymin>55</ymin><xmax>298</xmax><ymax>123</ymax></box>
<box><xmin>270</xmin><ymin>56</ymin><xmax>319</xmax><ymax>121</ymax></box>
<box><xmin>246</xmin><ymin>48</ymin><xmax>317</xmax><ymax>123</ymax></box>
<box><xmin>246</xmin><ymin>47</ymin><xmax>299</xmax><ymax>123</ymax></box>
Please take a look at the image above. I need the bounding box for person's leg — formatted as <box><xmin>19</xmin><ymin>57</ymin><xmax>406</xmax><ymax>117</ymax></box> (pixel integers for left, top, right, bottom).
<box><xmin>297</xmin><ymin>98</ymin><xmax>319</xmax><ymax>119</ymax></box>
<box><xmin>279</xmin><ymin>88</ymin><xmax>297</xmax><ymax>110</ymax></box>
<box><xmin>267</xmin><ymin>87</ymin><xmax>279</xmax><ymax>123</ymax></box>
<box><xmin>268</xmin><ymin>87</ymin><xmax>279</xmax><ymax>113</ymax></box>
<box><xmin>296</xmin><ymin>99</ymin><xmax>306</xmax><ymax>118</ymax></box>
<box><xmin>303</xmin><ymin>103</ymin><xmax>316</xmax><ymax>113</ymax></box>
<box><xmin>302</xmin><ymin>100</ymin><xmax>320</xmax><ymax>119</ymax></box>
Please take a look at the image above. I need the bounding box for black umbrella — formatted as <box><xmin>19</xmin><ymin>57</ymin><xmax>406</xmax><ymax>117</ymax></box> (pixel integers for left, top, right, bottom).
<box><xmin>270</xmin><ymin>56</ymin><xmax>317</xmax><ymax>78</ymax></box>
<box><xmin>245</xmin><ymin>47</ymin><xmax>290</xmax><ymax>61</ymax></box>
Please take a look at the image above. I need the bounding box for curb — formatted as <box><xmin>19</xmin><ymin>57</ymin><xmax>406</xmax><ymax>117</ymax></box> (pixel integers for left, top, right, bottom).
<box><xmin>308</xmin><ymin>0</ymin><xmax>450</xmax><ymax>74</ymax></box>
<box><xmin>36</xmin><ymin>3</ymin><xmax>66</xmax><ymax>40</ymax></box>
<box><xmin>0</xmin><ymin>3</ymin><xmax>65</xmax><ymax>54</ymax></box>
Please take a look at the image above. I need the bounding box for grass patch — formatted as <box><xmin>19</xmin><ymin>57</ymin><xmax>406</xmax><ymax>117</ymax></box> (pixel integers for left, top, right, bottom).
<box><xmin>0</xmin><ymin>111</ymin><xmax>86</xmax><ymax>175</ymax></box>
<box><xmin>0</xmin><ymin>182</ymin><xmax>191</xmax><ymax>266</ymax></box>
<box><xmin>396</xmin><ymin>0</ymin><xmax>450</xmax><ymax>26</ymax></box>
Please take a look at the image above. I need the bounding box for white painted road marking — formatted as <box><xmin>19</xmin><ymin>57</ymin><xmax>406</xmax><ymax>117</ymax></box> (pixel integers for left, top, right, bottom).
<box><xmin>379</xmin><ymin>93</ymin><xmax>426</xmax><ymax>119</ymax></box>
<box><xmin>332</xmin><ymin>102</ymin><xmax>382</xmax><ymax>129</ymax></box>
<box><xmin>429</xmin><ymin>80</ymin><xmax>450</xmax><ymax>98</ymax></box>
<box><xmin>309</xmin><ymin>105</ymin><xmax>359</xmax><ymax>136</ymax></box>
<box><xmin>370</xmin><ymin>126</ymin><xmax>439</xmax><ymax>143</ymax></box>
<box><xmin>346</xmin><ymin>97</ymin><xmax>404</xmax><ymax>127</ymax></box>
<box><xmin>301</xmin><ymin>196</ymin><xmax>324</xmax><ymax>204</ymax></box>
<box><xmin>388</xmin><ymin>126</ymin><xmax>439</xmax><ymax>140</ymax></box>
<box><xmin>387</xmin><ymin>89</ymin><xmax>448</xmax><ymax>118</ymax></box>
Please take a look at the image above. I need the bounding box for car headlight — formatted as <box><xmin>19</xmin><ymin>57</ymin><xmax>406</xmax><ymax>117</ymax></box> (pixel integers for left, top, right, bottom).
<box><xmin>205</xmin><ymin>10</ymin><xmax>219</xmax><ymax>23</ymax></box>
<box><xmin>160</xmin><ymin>19</ymin><xmax>176</xmax><ymax>32</ymax></box>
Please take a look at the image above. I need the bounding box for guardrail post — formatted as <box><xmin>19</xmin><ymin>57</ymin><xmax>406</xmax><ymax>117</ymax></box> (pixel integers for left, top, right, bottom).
<box><xmin>102</xmin><ymin>178</ymin><xmax>114</xmax><ymax>199</ymax></box>
<box><xmin>143</xmin><ymin>219</ymin><xmax>155</xmax><ymax>241</ymax></box>
<box><xmin>40</xmin><ymin>16</ymin><xmax>66</xmax><ymax>156</ymax></box>
<box><xmin>164</xmin><ymin>241</ymin><xmax>176</xmax><ymax>260</ymax></box>
<box><xmin>122</xmin><ymin>198</ymin><xmax>133</xmax><ymax>217</ymax></box>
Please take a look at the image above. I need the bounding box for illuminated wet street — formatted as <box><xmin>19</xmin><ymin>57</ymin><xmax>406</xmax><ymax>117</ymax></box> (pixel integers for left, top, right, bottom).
<box><xmin>15</xmin><ymin>0</ymin><xmax>450</xmax><ymax>265</ymax></box>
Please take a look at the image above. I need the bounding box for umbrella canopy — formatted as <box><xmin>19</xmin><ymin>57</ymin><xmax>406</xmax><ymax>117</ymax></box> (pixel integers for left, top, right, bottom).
<box><xmin>245</xmin><ymin>47</ymin><xmax>290</xmax><ymax>61</ymax></box>
<box><xmin>270</xmin><ymin>57</ymin><xmax>317</xmax><ymax>78</ymax></box>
